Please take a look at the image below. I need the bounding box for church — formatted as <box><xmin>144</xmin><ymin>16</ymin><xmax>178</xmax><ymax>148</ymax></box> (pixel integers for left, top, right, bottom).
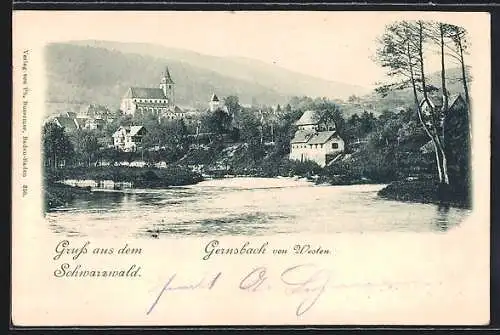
<box><xmin>120</xmin><ymin>67</ymin><xmax>185</xmax><ymax>120</ymax></box>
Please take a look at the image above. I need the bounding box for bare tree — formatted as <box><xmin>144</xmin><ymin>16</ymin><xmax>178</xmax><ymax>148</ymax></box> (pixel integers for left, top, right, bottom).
<box><xmin>374</xmin><ymin>20</ymin><xmax>454</xmax><ymax>186</ymax></box>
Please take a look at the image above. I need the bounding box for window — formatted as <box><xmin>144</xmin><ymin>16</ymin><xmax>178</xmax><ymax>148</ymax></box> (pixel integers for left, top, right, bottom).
<box><xmin>332</xmin><ymin>143</ymin><xmax>339</xmax><ymax>149</ymax></box>
<box><xmin>321</xmin><ymin>144</ymin><xmax>323</xmax><ymax>148</ymax></box>
<box><xmin>315</xmin><ymin>144</ymin><xmax>318</xmax><ymax>149</ymax></box>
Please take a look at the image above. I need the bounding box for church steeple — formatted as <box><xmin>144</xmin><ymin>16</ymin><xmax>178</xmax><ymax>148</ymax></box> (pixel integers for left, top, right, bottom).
<box><xmin>160</xmin><ymin>66</ymin><xmax>175</xmax><ymax>106</ymax></box>
<box><xmin>209</xmin><ymin>93</ymin><xmax>220</xmax><ymax>112</ymax></box>
<box><xmin>163</xmin><ymin>66</ymin><xmax>174</xmax><ymax>85</ymax></box>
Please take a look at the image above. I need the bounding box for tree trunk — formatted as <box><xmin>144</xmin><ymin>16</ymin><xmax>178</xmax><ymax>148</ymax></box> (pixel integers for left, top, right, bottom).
<box><xmin>432</xmin><ymin>138</ymin><xmax>444</xmax><ymax>182</ymax></box>
<box><xmin>440</xmin><ymin>24</ymin><xmax>449</xmax><ymax>116</ymax></box>
<box><xmin>457</xmin><ymin>36</ymin><xmax>470</xmax><ymax>109</ymax></box>
<box><xmin>418</xmin><ymin>21</ymin><xmax>434</xmax><ymax>114</ymax></box>
<box><xmin>407</xmin><ymin>35</ymin><xmax>445</xmax><ymax>184</ymax></box>
<box><xmin>440</xmin><ymin>146</ymin><xmax>450</xmax><ymax>184</ymax></box>
<box><xmin>457</xmin><ymin>34</ymin><xmax>472</xmax><ymax>145</ymax></box>
<box><xmin>438</xmin><ymin>23</ymin><xmax>450</xmax><ymax>186</ymax></box>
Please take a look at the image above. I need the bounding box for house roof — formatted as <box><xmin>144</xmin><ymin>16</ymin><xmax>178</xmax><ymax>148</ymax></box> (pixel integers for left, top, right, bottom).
<box><xmin>307</xmin><ymin>131</ymin><xmax>339</xmax><ymax>145</ymax></box>
<box><xmin>125</xmin><ymin>87</ymin><xmax>166</xmax><ymax>99</ymax></box>
<box><xmin>420</xmin><ymin>94</ymin><xmax>463</xmax><ymax>110</ymax></box>
<box><xmin>113</xmin><ymin>125</ymin><xmax>146</xmax><ymax>137</ymax></box>
<box><xmin>75</xmin><ymin>118</ymin><xmax>88</xmax><ymax>128</ymax></box>
<box><xmin>420</xmin><ymin>140</ymin><xmax>435</xmax><ymax>153</ymax></box>
<box><xmin>294</xmin><ymin>110</ymin><xmax>323</xmax><ymax>126</ymax></box>
<box><xmin>168</xmin><ymin>105</ymin><xmax>184</xmax><ymax>113</ymax></box>
<box><xmin>62</xmin><ymin>111</ymin><xmax>77</xmax><ymax>119</ymax></box>
<box><xmin>129</xmin><ymin>126</ymin><xmax>145</xmax><ymax>136</ymax></box>
<box><xmin>291</xmin><ymin>130</ymin><xmax>315</xmax><ymax>144</ymax></box>
<box><xmin>54</xmin><ymin>117</ymin><xmax>78</xmax><ymax>131</ymax></box>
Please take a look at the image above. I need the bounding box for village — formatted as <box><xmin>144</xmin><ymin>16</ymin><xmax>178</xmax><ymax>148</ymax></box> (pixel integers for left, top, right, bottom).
<box><xmin>44</xmin><ymin>66</ymin><xmax>359</xmax><ymax>172</ymax></box>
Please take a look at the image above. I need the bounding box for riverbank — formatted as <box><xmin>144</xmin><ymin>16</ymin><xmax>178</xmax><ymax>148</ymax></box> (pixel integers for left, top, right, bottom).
<box><xmin>377</xmin><ymin>179</ymin><xmax>471</xmax><ymax>209</ymax></box>
<box><xmin>44</xmin><ymin>181</ymin><xmax>92</xmax><ymax>210</ymax></box>
<box><xmin>46</xmin><ymin>165</ymin><xmax>204</xmax><ymax>188</ymax></box>
<box><xmin>44</xmin><ymin>165</ymin><xmax>204</xmax><ymax>210</ymax></box>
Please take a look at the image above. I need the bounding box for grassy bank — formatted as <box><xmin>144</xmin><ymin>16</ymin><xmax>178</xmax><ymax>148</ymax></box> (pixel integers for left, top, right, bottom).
<box><xmin>45</xmin><ymin>165</ymin><xmax>204</xmax><ymax>188</ymax></box>
<box><xmin>377</xmin><ymin>179</ymin><xmax>471</xmax><ymax>209</ymax></box>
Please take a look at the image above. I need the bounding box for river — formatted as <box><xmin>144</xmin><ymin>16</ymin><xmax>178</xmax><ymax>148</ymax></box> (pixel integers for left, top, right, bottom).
<box><xmin>45</xmin><ymin>177</ymin><xmax>471</xmax><ymax>238</ymax></box>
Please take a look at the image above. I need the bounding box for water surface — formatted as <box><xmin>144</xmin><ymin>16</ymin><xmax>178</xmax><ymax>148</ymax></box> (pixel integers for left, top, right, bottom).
<box><xmin>45</xmin><ymin>177</ymin><xmax>470</xmax><ymax>238</ymax></box>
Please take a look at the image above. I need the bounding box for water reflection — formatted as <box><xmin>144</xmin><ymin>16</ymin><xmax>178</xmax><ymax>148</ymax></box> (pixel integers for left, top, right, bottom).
<box><xmin>45</xmin><ymin>178</ymin><xmax>471</xmax><ymax>238</ymax></box>
<box><xmin>434</xmin><ymin>204</ymin><xmax>452</xmax><ymax>232</ymax></box>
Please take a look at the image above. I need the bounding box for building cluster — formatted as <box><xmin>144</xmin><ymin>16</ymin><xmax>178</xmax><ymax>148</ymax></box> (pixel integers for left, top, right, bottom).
<box><xmin>46</xmin><ymin>64</ymin><xmax>378</xmax><ymax>167</ymax></box>
<box><xmin>289</xmin><ymin>110</ymin><xmax>345</xmax><ymax>167</ymax></box>
<box><xmin>46</xmin><ymin>65</ymin><xmax>237</xmax><ymax>152</ymax></box>
<box><xmin>48</xmin><ymin>110</ymin><xmax>107</xmax><ymax>132</ymax></box>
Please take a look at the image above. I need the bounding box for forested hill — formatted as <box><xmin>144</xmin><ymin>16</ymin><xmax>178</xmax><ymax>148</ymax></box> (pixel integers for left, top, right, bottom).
<box><xmin>352</xmin><ymin>66</ymin><xmax>470</xmax><ymax>114</ymax></box>
<box><xmin>44</xmin><ymin>41</ymin><xmax>369</xmax><ymax>112</ymax></box>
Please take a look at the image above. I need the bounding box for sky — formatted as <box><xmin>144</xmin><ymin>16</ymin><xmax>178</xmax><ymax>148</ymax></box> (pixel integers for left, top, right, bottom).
<box><xmin>14</xmin><ymin>11</ymin><xmax>487</xmax><ymax>89</ymax></box>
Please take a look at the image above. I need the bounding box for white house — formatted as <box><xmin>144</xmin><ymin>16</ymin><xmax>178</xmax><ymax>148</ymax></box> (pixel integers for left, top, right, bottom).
<box><xmin>112</xmin><ymin>125</ymin><xmax>147</xmax><ymax>152</ymax></box>
<box><xmin>289</xmin><ymin>110</ymin><xmax>345</xmax><ymax>167</ymax></box>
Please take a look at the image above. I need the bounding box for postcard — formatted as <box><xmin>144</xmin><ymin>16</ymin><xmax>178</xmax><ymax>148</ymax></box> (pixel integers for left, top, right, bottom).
<box><xmin>11</xmin><ymin>11</ymin><xmax>490</xmax><ymax>326</ymax></box>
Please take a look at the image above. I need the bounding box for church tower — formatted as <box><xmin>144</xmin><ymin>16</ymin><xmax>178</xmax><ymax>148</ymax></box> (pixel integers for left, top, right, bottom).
<box><xmin>160</xmin><ymin>66</ymin><xmax>175</xmax><ymax>106</ymax></box>
<box><xmin>209</xmin><ymin>93</ymin><xmax>220</xmax><ymax>112</ymax></box>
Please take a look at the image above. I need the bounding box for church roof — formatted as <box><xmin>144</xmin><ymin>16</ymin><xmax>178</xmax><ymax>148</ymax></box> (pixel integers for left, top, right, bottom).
<box><xmin>125</xmin><ymin>87</ymin><xmax>166</xmax><ymax>99</ymax></box>
<box><xmin>163</xmin><ymin>67</ymin><xmax>174</xmax><ymax>84</ymax></box>
<box><xmin>211</xmin><ymin>93</ymin><xmax>219</xmax><ymax>102</ymax></box>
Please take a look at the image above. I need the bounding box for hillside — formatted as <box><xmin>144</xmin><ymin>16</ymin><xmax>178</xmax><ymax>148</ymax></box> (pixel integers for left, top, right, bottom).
<box><xmin>44</xmin><ymin>41</ymin><xmax>370</xmax><ymax>115</ymax></box>
<box><xmin>69</xmin><ymin>40</ymin><xmax>369</xmax><ymax>99</ymax></box>
<box><xmin>349</xmin><ymin>66</ymin><xmax>470</xmax><ymax>115</ymax></box>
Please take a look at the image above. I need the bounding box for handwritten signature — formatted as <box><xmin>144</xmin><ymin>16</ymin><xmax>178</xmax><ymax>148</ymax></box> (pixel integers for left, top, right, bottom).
<box><xmin>146</xmin><ymin>264</ymin><xmax>331</xmax><ymax>317</ymax></box>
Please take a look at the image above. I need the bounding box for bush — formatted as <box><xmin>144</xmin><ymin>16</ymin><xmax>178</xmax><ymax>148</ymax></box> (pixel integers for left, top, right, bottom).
<box><xmin>377</xmin><ymin>179</ymin><xmax>471</xmax><ymax>208</ymax></box>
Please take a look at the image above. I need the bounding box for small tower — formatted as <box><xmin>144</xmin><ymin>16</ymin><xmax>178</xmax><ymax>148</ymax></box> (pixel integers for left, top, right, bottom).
<box><xmin>160</xmin><ymin>66</ymin><xmax>175</xmax><ymax>106</ymax></box>
<box><xmin>209</xmin><ymin>93</ymin><xmax>220</xmax><ymax>112</ymax></box>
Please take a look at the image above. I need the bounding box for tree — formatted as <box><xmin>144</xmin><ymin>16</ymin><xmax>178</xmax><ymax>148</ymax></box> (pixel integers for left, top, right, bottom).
<box><xmin>348</xmin><ymin>95</ymin><xmax>361</xmax><ymax>104</ymax></box>
<box><xmin>374</xmin><ymin>20</ymin><xmax>457</xmax><ymax>188</ymax></box>
<box><xmin>428</xmin><ymin>23</ymin><xmax>472</xmax><ymax>144</ymax></box>
<box><xmin>42</xmin><ymin>123</ymin><xmax>74</xmax><ymax>169</ymax></box>
<box><xmin>224</xmin><ymin>95</ymin><xmax>241</xmax><ymax>116</ymax></box>
<box><xmin>237</xmin><ymin>108</ymin><xmax>261</xmax><ymax>144</ymax></box>
<box><xmin>72</xmin><ymin>129</ymin><xmax>100</xmax><ymax>167</ymax></box>
<box><xmin>205</xmin><ymin>109</ymin><xmax>232</xmax><ymax>137</ymax></box>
